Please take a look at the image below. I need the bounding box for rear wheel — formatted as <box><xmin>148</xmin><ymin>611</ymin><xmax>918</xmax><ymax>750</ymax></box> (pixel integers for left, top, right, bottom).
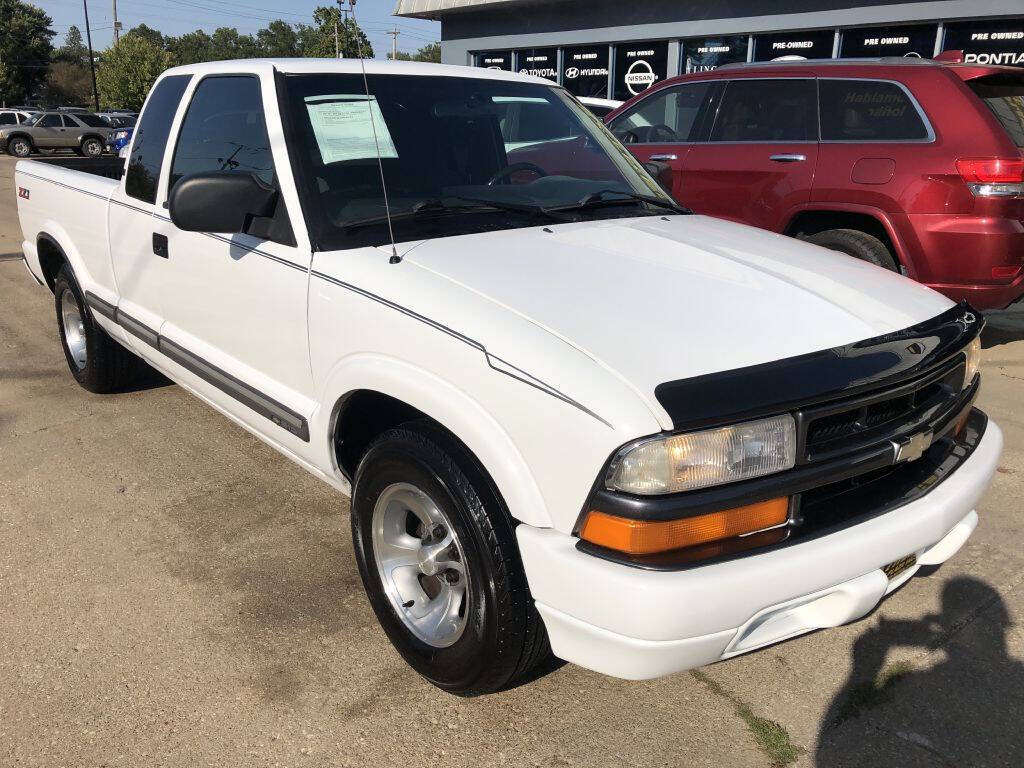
<box><xmin>350</xmin><ymin>424</ymin><xmax>549</xmax><ymax>696</ymax></box>
<box><xmin>80</xmin><ymin>137</ymin><xmax>103</xmax><ymax>157</ymax></box>
<box><xmin>54</xmin><ymin>264</ymin><xmax>140</xmax><ymax>393</ymax></box>
<box><xmin>805</xmin><ymin>228</ymin><xmax>898</xmax><ymax>271</ymax></box>
<box><xmin>7</xmin><ymin>137</ymin><xmax>32</xmax><ymax>158</ymax></box>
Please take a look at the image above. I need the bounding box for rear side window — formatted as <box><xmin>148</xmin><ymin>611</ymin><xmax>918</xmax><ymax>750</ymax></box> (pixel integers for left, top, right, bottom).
<box><xmin>710</xmin><ymin>79</ymin><xmax>817</xmax><ymax>142</ymax></box>
<box><xmin>126</xmin><ymin>75</ymin><xmax>191</xmax><ymax>204</ymax></box>
<box><xmin>967</xmin><ymin>76</ymin><xmax>1024</xmax><ymax>148</ymax></box>
<box><xmin>818</xmin><ymin>80</ymin><xmax>929</xmax><ymax>141</ymax></box>
<box><xmin>169</xmin><ymin>75</ymin><xmax>275</xmax><ymax>192</ymax></box>
<box><xmin>0</xmin><ymin>113</ymin><xmax>15</xmax><ymax>125</ymax></box>
<box><xmin>609</xmin><ymin>82</ymin><xmax>719</xmax><ymax>143</ymax></box>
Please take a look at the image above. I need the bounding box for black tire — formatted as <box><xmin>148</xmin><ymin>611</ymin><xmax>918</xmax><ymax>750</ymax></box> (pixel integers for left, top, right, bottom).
<box><xmin>54</xmin><ymin>264</ymin><xmax>140</xmax><ymax>393</ymax></box>
<box><xmin>805</xmin><ymin>228</ymin><xmax>898</xmax><ymax>271</ymax></box>
<box><xmin>80</xmin><ymin>137</ymin><xmax>103</xmax><ymax>157</ymax></box>
<box><xmin>351</xmin><ymin>423</ymin><xmax>549</xmax><ymax>696</ymax></box>
<box><xmin>7</xmin><ymin>136</ymin><xmax>32</xmax><ymax>158</ymax></box>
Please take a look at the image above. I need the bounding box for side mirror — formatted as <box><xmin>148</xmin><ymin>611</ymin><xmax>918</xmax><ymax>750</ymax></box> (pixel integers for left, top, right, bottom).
<box><xmin>643</xmin><ymin>160</ymin><xmax>674</xmax><ymax>195</ymax></box>
<box><xmin>169</xmin><ymin>171</ymin><xmax>277</xmax><ymax>234</ymax></box>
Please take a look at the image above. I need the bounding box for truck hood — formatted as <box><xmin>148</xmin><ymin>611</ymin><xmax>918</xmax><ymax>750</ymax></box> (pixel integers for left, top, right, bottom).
<box><xmin>403</xmin><ymin>215</ymin><xmax>954</xmax><ymax>424</ymax></box>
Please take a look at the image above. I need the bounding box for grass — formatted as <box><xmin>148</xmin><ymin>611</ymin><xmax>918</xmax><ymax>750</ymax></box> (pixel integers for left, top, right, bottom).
<box><xmin>691</xmin><ymin>670</ymin><xmax>803</xmax><ymax>767</ymax></box>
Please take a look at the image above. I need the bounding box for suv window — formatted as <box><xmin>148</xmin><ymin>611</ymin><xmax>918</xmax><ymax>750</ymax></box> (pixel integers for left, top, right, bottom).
<box><xmin>0</xmin><ymin>113</ymin><xmax>16</xmax><ymax>125</ymax></box>
<box><xmin>967</xmin><ymin>75</ymin><xmax>1024</xmax><ymax>148</ymax></box>
<box><xmin>711</xmin><ymin>79</ymin><xmax>817</xmax><ymax>142</ymax></box>
<box><xmin>62</xmin><ymin>115</ymin><xmax>78</xmax><ymax>128</ymax></box>
<box><xmin>609</xmin><ymin>82</ymin><xmax>719</xmax><ymax>143</ymax></box>
<box><xmin>169</xmin><ymin>75</ymin><xmax>275</xmax><ymax>191</ymax></box>
<box><xmin>126</xmin><ymin>74</ymin><xmax>191</xmax><ymax>204</ymax></box>
<box><xmin>819</xmin><ymin>80</ymin><xmax>929</xmax><ymax>141</ymax></box>
<box><xmin>76</xmin><ymin>113</ymin><xmax>109</xmax><ymax>128</ymax></box>
<box><xmin>38</xmin><ymin>114</ymin><xmax>62</xmax><ymax>128</ymax></box>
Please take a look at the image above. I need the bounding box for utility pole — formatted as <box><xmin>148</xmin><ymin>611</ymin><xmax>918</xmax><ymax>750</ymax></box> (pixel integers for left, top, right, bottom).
<box><xmin>388</xmin><ymin>27</ymin><xmax>399</xmax><ymax>60</ymax></box>
<box><xmin>82</xmin><ymin>0</ymin><xmax>100</xmax><ymax>111</ymax></box>
<box><xmin>334</xmin><ymin>19</ymin><xmax>339</xmax><ymax>58</ymax></box>
<box><xmin>112</xmin><ymin>0</ymin><xmax>121</xmax><ymax>43</ymax></box>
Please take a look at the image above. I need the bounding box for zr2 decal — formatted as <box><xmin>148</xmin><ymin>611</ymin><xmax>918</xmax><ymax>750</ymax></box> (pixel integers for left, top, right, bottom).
<box><xmin>17</xmin><ymin>187</ymin><xmax>30</xmax><ymax>200</ymax></box>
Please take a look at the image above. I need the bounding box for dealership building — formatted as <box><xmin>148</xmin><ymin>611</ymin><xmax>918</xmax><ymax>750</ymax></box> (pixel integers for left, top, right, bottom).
<box><xmin>394</xmin><ymin>0</ymin><xmax>1024</xmax><ymax>101</ymax></box>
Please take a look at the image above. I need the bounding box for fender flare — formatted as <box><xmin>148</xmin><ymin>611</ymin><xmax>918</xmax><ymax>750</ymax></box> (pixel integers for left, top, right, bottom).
<box><xmin>5</xmin><ymin>132</ymin><xmax>34</xmax><ymax>150</ymax></box>
<box><xmin>314</xmin><ymin>353</ymin><xmax>552</xmax><ymax>529</ymax></box>
<box><xmin>785</xmin><ymin>202</ymin><xmax>917</xmax><ymax>280</ymax></box>
<box><xmin>36</xmin><ymin>226</ymin><xmax>89</xmax><ymax>290</ymax></box>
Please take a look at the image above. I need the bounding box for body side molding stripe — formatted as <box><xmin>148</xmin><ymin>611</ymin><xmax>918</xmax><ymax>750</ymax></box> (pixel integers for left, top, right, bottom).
<box><xmin>82</xmin><ymin>292</ymin><xmax>310</xmax><ymax>442</ymax></box>
<box><xmin>310</xmin><ymin>269</ymin><xmax>611</xmax><ymax>428</ymax></box>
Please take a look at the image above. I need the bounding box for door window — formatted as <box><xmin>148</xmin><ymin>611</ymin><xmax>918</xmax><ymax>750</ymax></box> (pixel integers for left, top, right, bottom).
<box><xmin>709</xmin><ymin>79</ymin><xmax>817</xmax><ymax>142</ymax></box>
<box><xmin>126</xmin><ymin>74</ymin><xmax>191</xmax><ymax>203</ymax></box>
<box><xmin>819</xmin><ymin>79</ymin><xmax>930</xmax><ymax>141</ymax></box>
<box><xmin>608</xmin><ymin>82</ymin><xmax>720</xmax><ymax>144</ymax></box>
<box><xmin>169</xmin><ymin>75</ymin><xmax>275</xmax><ymax>192</ymax></box>
<box><xmin>37</xmin><ymin>114</ymin><xmax>62</xmax><ymax>127</ymax></box>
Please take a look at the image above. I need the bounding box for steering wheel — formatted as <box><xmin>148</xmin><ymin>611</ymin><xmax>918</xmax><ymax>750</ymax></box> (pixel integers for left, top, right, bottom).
<box><xmin>648</xmin><ymin>124</ymin><xmax>678</xmax><ymax>142</ymax></box>
<box><xmin>487</xmin><ymin>162</ymin><xmax>548</xmax><ymax>186</ymax></box>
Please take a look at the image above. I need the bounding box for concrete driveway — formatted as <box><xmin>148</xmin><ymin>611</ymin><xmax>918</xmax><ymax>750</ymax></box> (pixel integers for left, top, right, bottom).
<box><xmin>1</xmin><ymin>153</ymin><xmax>1022</xmax><ymax>767</ymax></box>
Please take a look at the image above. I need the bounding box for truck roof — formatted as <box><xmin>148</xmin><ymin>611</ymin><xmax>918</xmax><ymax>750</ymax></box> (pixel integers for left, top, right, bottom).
<box><xmin>162</xmin><ymin>58</ymin><xmax>554</xmax><ymax>86</ymax></box>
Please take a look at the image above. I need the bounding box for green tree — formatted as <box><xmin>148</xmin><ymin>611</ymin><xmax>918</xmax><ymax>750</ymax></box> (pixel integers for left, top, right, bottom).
<box><xmin>97</xmin><ymin>35</ymin><xmax>171</xmax><ymax>111</ymax></box>
<box><xmin>209</xmin><ymin>27</ymin><xmax>259</xmax><ymax>60</ymax></box>
<box><xmin>301</xmin><ymin>6</ymin><xmax>373</xmax><ymax>58</ymax></box>
<box><xmin>167</xmin><ymin>30</ymin><xmax>214</xmax><ymax>65</ymax></box>
<box><xmin>124</xmin><ymin>24</ymin><xmax>165</xmax><ymax>51</ymax></box>
<box><xmin>44</xmin><ymin>60</ymin><xmax>93</xmax><ymax>106</ymax></box>
<box><xmin>58</xmin><ymin>26</ymin><xmax>88</xmax><ymax>64</ymax></box>
<box><xmin>256</xmin><ymin>20</ymin><xmax>301</xmax><ymax>57</ymax></box>
<box><xmin>0</xmin><ymin>0</ymin><xmax>55</xmax><ymax>105</ymax></box>
<box><xmin>387</xmin><ymin>41</ymin><xmax>441</xmax><ymax>63</ymax></box>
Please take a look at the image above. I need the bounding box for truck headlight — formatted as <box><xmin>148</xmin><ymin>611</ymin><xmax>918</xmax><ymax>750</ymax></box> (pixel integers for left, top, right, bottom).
<box><xmin>606</xmin><ymin>414</ymin><xmax>797</xmax><ymax>495</ymax></box>
<box><xmin>963</xmin><ymin>336</ymin><xmax>981</xmax><ymax>389</ymax></box>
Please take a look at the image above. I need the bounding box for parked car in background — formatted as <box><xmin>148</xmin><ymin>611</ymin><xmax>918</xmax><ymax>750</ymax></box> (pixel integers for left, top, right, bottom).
<box><xmin>606</xmin><ymin>57</ymin><xmax>1024</xmax><ymax>309</ymax></box>
<box><xmin>97</xmin><ymin>112</ymin><xmax>138</xmax><ymax>128</ymax></box>
<box><xmin>0</xmin><ymin>111</ymin><xmax>113</xmax><ymax>157</ymax></box>
<box><xmin>107</xmin><ymin>126</ymin><xmax>133</xmax><ymax>154</ymax></box>
<box><xmin>0</xmin><ymin>110</ymin><xmax>33</xmax><ymax>126</ymax></box>
<box><xmin>578</xmin><ymin>96</ymin><xmax>621</xmax><ymax>118</ymax></box>
<box><xmin>15</xmin><ymin>59</ymin><xmax>1000</xmax><ymax>694</ymax></box>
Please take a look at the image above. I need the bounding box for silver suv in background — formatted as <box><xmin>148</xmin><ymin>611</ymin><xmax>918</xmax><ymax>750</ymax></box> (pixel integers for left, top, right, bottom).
<box><xmin>0</xmin><ymin>111</ymin><xmax>113</xmax><ymax>158</ymax></box>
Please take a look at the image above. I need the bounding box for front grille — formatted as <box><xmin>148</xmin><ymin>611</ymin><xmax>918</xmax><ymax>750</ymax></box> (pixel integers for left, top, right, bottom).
<box><xmin>800</xmin><ymin>356</ymin><xmax>967</xmax><ymax>463</ymax></box>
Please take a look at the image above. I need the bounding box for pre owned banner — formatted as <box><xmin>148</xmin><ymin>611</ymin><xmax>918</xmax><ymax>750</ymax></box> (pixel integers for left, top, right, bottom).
<box><xmin>944</xmin><ymin>19</ymin><xmax>1024</xmax><ymax>67</ymax></box>
<box><xmin>475</xmin><ymin>51</ymin><xmax>511</xmax><ymax>71</ymax></box>
<box><xmin>683</xmin><ymin>36</ymin><xmax>748</xmax><ymax>73</ymax></box>
<box><xmin>840</xmin><ymin>24</ymin><xmax>937</xmax><ymax>59</ymax></box>
<box><xmin>613</xmin><ymin>41</ymin><xmax>668</xmax><ymax>101</ymax></box>
<box><xmin>516</xmin><ymin>48</ymin><xmax>558</xmax><ymax>80</ymax></box>
<box><xmin>563</xmin><ymin>44</ymin><xmax>610</xmax><ymax>98</ymax></box>
<box><xmin>754</xmin><ymin>29</ymin><xmax>835</xmax><ymax>62</ymax></box>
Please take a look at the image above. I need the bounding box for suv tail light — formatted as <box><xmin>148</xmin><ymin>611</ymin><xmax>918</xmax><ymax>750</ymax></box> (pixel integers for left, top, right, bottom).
<box><xmin>956</xmin><ymin>157</ymin><xmax>1024</xmax><ymax>197</ymax></box>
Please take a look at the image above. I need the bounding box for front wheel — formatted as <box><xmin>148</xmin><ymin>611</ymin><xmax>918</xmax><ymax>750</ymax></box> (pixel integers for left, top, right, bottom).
<box><xmin>80</xmin><ymin>137</ymin><xmax>103</xmax><ymax>157</ymax></box>
<box><xmin>7</xmin><ymin>137</ymin><xmax>32</xmax><ymax>157</ymax></box>
<box><xmin>350</xmin><ymin>424</ymin><xmax>549</xmax><ymax>695</ymax></box>
<box><xmin>805</xmin><ymin>228</ymin><xmax>898</xmax><ymax>271</ymax></box>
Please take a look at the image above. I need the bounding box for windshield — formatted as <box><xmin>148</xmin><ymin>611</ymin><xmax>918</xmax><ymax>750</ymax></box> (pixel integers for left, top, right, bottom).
<box><xmin>281</xmin><ymin>73</ymin><xmax>673</xmax><ymax>250</ymax></box>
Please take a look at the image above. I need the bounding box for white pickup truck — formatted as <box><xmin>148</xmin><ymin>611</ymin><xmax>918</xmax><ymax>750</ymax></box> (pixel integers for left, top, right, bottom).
<box><xmin>15</xmin><ymin>59</ymin><xmax>1001</xmax><ymax>695</ymax></box>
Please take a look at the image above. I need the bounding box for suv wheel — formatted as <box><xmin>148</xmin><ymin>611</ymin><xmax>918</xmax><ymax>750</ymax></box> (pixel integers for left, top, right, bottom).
<box><xmin>7</xmin><ymin>137</ymin><xmax>32</xmax><ymax>157</ymax></box>
<box><xmin>80</xmin><ymin>137</ymin><xmax>103</xmax><ymax>157</ymax></box>
<box><xmin>54</xmin><ymin>264</ymin><xmax>141</xmax><ymax>393</ymax></box>
<box><xmin>350</xmin><ymin>423</ymin><xmax>550</xmax><ymax>696</ymax></box>
<box><xmin>806</xmin><ymin>228</ymin><xmax>898</xmax><ymax>271</ymax></box>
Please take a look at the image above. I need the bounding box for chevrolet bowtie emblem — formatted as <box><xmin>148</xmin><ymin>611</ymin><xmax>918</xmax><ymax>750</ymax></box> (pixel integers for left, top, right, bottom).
<box><xmin>893</xmin><ymin>430</ymin><xmax>934</xmax><ymax>464</ymax></box>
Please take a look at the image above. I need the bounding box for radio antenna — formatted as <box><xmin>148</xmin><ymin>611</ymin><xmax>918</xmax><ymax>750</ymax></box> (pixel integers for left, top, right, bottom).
<box><xmin>344</xmin><ymin>0</ymin><xmax>401</xmax><ymax>264</ymax></box>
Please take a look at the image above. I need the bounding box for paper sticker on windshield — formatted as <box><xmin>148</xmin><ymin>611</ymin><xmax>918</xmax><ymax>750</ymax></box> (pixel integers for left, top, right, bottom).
<box><xmin>304</xmin><ymin>94</ymin><xmax>398</xmax><ymax>164</ymax></box>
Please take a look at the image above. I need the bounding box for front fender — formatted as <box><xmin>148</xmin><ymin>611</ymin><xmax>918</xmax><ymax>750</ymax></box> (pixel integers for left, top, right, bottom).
<box><xmin>312</xmin><ymin>352</ymin><xmax>553</xmax><ymax>529</ymax></box>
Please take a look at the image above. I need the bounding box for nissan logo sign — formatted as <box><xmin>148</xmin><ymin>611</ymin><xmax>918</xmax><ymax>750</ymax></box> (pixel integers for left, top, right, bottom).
<box><xmin>624</xmin><ymin>59</ymin><xmax>656</xmax><ymax>94</ymax></box>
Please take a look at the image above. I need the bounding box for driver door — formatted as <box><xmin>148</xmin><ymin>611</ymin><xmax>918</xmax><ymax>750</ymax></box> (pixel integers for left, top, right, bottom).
<box><xmin>607</xmin><ymin>81</ymin><xmax>723</xmax><ymax>201</ymax></box>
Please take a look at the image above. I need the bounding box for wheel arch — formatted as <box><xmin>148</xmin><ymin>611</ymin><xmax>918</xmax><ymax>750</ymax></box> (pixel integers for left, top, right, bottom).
<box><xmin>317</xmin><ymin>354</ymin><xmax>552</xmax><ymax>529</ymax></box>
<box><xmin>5</xmin><ymin>131</ymin><xmax>34</xmax><ymax>150</ymax></box>
<box><xmin>79</xmin><ymin>133</ymin><xmax>105</xmax><ymax>147</ymax></box>
<box><xmin>36</xmin><ymin>232</ymin><xmax>70</xmax><ymax>292</ymax></box>
<box><xmin>784</xmin><ymin>205</ymin><xmax>915</xmax><ymax>278</ymax></box>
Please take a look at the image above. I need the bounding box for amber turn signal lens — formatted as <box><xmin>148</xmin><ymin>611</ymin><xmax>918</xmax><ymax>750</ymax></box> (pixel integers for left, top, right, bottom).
<box><xmin>579</xmin><ymin>497</ymin><xmax>789</xmax><ymax>556</ymax></box>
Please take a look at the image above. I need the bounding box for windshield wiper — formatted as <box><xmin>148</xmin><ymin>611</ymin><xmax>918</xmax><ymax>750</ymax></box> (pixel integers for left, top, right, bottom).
<box><xmin>544</xmin><ymin>189</ymin><xmax>692</xmax><ymax>215</ymax></box>
<box><xmin>342</xmin><ymin>196</ymin><xmax>567</xmax><ymax>231</ymax></box>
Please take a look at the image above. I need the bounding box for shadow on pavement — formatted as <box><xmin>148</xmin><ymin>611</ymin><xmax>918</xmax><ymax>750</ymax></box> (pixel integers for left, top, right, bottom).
<box><xmin>815</xmin><ymin>576</ymin><xmax>1024</xmax><ymax>767</ymax></box>
<box><xmin>981</xmin><ymin>307</ymin><xmax>1024</xmax><ymax>349</ymax></box>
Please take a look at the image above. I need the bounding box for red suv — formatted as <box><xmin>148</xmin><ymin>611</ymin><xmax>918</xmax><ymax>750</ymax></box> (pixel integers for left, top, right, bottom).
<box><xmin>606</xmin><ymin>58</ymin><xmax>1024</xmax><ymax>309</ymax></box>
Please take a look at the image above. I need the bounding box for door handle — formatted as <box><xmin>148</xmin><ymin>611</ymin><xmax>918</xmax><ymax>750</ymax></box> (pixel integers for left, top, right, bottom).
<box><xmin>152</xmin><ymin>233</ymin><xmax>169</xmax><ymax>259</ymax></box>
<box><xmin>649</xmin><ymin>153</ymin><xmax>679</xmax><ymax>161</ymax></box>
<box><xmin>770</xmin><ymin>153</ymin><xmax>807</xmax><ymax>163</ymax></box>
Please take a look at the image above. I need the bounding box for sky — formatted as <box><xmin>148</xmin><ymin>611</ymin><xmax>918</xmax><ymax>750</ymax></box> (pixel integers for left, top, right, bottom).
<box><xmin>39</xmin><ymin>0</ymin><xmax>441</xmax><ymax>59</ymax></box>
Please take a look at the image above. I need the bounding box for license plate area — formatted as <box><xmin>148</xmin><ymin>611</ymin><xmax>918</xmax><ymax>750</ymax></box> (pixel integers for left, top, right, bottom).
<box><xmin>883</xmin><ymin>553</ymin><xmax>917</xmax><ymax>581</ymax></box>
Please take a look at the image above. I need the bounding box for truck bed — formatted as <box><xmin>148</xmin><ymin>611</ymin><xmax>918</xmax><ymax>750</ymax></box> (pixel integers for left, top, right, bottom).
<box><xmin>28</xmin><ymin>155</ymin><xmax>125</xmax><ymax>181</ymax></box>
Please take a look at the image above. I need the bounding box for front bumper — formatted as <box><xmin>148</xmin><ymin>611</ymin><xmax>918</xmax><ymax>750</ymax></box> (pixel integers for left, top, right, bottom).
<box><xmin>517</xmin><ymin>417</ymin><xmax>1002</xmax><ymax>680</ymax></box>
